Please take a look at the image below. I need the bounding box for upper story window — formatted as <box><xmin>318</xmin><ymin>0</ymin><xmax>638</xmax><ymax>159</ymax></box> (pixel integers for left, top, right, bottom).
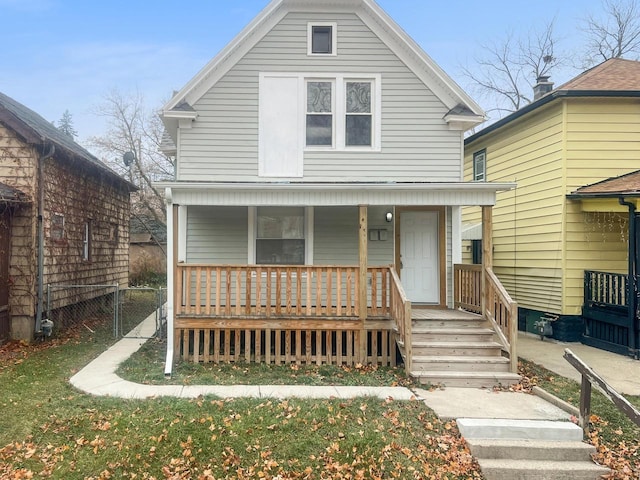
<box><xmin>308</xmin><ymin>23</ymin><xmax>337</xmax><ymax>55</ymax></box>
<box><xmin>345</xmin><ymin>82</ymin><xmax>372</xmax><ymax>146</ymax></box>
<box><xmin>473</xmin><ymin>149</ymin><xmax>486</xmax><ymax>181</ymax></box>
<box><xmin>82</xmin><ymin>220</ymin><xmax>92</xmax><ymax>261</ymax></box>
<box><xmin>304</xmin><ymin>76</ymin><xmax>380</xmax><ymax>151</ymax></box>
<box><xmin>306</xmin><ymin>81</ymin><xmax>334</xmax><ymax>146</ymax></box>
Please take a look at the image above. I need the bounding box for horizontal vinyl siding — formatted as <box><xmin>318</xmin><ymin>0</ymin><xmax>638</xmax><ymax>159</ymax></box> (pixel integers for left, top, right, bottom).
<box><xmin>463</xmin><ymin>102</ymin><xmax>565</xmax><ymax>312</ymax></box>
<box><xmin>562</xmin><ymin>99</ymin><xmax>640</xmax><ymax>313</ymax></box>
<box><xmin>186</xmin><ymin>206</ymin><xmax>248</xmax><ymax>263</ymax></box>
<box><xmin>178</xmin><ymin>12</ymin><xmax>462</xmax><ymax>182</ymax></box>
<box><xmin>313</xmin><ymin>206</ymin><xmax>393</xmax><ymax>266</ymax></box>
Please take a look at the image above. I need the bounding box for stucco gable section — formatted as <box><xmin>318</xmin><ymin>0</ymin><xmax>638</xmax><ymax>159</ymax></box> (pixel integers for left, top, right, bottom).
<box><xmin>162</xmin><ymin>0</ymin><xmax>484</xmax><ymax>122</ymax></box>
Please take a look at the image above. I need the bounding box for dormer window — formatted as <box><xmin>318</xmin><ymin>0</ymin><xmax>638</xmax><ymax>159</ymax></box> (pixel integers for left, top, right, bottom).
<box><xmin>308</xmin><ymin>23</ymin><xmax>337</xmax><ymax>55</ymax></box>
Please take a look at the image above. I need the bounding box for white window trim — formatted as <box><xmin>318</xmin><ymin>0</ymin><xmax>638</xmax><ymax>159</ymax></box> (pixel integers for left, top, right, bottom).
<box><xmin>248</xmin><ymin>206</ymin><xmax>314</xmax><ymax>265</ymax></box>
<box><xmin>82</xmin><ymin>221</ymin><xmax>91</xmax><ymax>261</ymax></box>
<box><xmin>307</xmin><ymin>22</ymin><xmax>337</xmax><ymax>56</ymax></box>
<box><xmin>473</xmin><ymin>150</ymin><xmax>486</xmax><ymax>182</ymax></box>
<box><xmin>303</xmin><ymin>73</ymin><xmax>381</xmax><ymax>152</ymax></box>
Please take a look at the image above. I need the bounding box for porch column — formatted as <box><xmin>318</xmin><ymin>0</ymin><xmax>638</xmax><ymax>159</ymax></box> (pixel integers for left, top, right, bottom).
<box><xmin>359</xmin><ymin>205</ymin><xmax>368</xmax><ymax>363</ymax></box>
<box><xmin>481</xmin><ymin>206</ymin><xmax>493</xmax><ymax>315</ymax></box>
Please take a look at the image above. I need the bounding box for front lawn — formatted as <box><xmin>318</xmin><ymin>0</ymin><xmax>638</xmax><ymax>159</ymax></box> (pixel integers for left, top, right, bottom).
<box><xmin>0</xmin><ymin>319</ymin><xmax>481</xmax><ymax>479</ymax></box>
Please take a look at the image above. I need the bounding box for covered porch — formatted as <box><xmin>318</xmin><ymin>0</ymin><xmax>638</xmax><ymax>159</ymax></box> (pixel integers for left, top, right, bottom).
<box><xmin>159</xmin><ymin>181</ymin><xmax>517</xmax><ymax>378</ymax></box>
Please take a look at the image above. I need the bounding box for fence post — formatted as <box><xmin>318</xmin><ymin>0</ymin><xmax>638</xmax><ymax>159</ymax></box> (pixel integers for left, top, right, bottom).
<box><xmin>113</xmin><ymin>284</ymin><xmax>119</xmax><ymax>338</ymax></box>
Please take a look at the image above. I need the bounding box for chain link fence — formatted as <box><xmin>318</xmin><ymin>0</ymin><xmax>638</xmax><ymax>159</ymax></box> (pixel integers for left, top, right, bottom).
<box><xmin>46</xmin><ymin>284</ymin><xmax>166</xmax><ymax>339</ymax></box>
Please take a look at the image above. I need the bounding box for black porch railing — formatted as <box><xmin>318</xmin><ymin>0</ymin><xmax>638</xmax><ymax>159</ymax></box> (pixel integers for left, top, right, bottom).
<box><xmin>583</xmin><ymin>270</ymin><xmax>638</xmax><ymax>357</ymax></box>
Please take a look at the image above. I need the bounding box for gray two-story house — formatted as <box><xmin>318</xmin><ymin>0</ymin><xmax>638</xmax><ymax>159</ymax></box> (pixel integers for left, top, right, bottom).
<box><xmin>157</xmin><ymin>0</ymin><xmax>518</xmax><ymax>387</ymax></box>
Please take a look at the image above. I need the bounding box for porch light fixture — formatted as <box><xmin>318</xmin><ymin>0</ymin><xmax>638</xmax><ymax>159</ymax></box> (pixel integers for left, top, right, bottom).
<box><xmin>385</xmin><ymin>212</ymin><xmax>393</xmax><ymax>222</ymax></box>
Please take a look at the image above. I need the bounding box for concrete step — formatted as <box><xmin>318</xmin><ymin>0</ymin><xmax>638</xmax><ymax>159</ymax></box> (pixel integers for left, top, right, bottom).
<box><xmin>412</xmin><ymin>341</ymin><xmax>502</xmax><ymax>356</ymax></box>
<box><xmin>477</xmin><ymin>458</ymin><xmax>610</xmax><ymax>480</ymax></box>
<box><xmin>466</xmin><ymin>438</ymin><xmax>596</xmax><ymax>462</ymax></box>
<box><xmin>412</xmin><ymin>355</ymin><xmax>510</xmax><ymax>372</ymax></box>
<box><xmin>457</xmin><ymin>419</ymin><xmax>584</xmax><ymax>442</ymax></box>
<box><xmin>411</xmin><ymin>327</ymin><xmax>495</xmax><ymax>342</ymax></box>
<box><xmin>412</xmin><ymin>371</ymin><xmax>521</xmax><ymax>388</ymax></box>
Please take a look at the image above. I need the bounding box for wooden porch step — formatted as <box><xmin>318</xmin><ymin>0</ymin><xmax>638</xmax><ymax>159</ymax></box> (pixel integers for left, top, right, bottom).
<box><xmin>412</xmin><ymin>355</ymin><xmax>510</xmax><ymax>372</ymax></box>
<box><xmin>412</xmin><ymin>318</ymin><xmax>486</xmax><ymax>329</ymax></box>
<box><xmin>412</xmin><ymin>341</ymin><xmax>503</xmax><ymax>356</ymax></box>
<box><xmin>411</xmin><ymin>327</ymin><xmax>495</xmax><ymax>342</ymax></box>
<box><xmin>411</xmin><ymin>371</ymin><xmax>521</xmax><ymax>388</ymax></box>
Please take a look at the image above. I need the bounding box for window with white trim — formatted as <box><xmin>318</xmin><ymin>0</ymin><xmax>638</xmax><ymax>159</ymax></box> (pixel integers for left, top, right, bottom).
<box><xmin>308</xmin><ymin>23</ymin><xmax>337</xmax><ymax>55</ymax></box>
<box><xmin>306</xmin><ymin>81</ymin><xmax>334</xmax><ymax>146</ymax></box>
<box><xmin>256</xmin><ymin>207</ymin><xmax>305</xmax><ymax>265</ymax></box>
<box><xmin>473</xmin><ymin>149</ymin><xmax>486</xmax><ymax>181</ymax></box>
<box><xmin>304</xmin><ymin>76</ymin><xmax>379</xmax><ymax>150</ymax></box>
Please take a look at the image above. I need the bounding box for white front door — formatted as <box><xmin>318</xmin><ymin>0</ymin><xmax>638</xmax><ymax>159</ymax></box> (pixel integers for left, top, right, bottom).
<box><xmin>400</xmin><ymin>211</ymin><xmax>440</xmax><ymax>303</ymax></box>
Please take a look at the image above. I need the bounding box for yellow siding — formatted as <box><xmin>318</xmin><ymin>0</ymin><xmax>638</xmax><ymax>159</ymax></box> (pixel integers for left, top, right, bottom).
<box><xmin>562</xmin><ymin>98</ymin><xmax>640</xmax><ymax>314</ymax></box>
<box><xmin>464</xmin><ymin>102</ymin><xmax>565</xmax><ymax>312</ymax></box>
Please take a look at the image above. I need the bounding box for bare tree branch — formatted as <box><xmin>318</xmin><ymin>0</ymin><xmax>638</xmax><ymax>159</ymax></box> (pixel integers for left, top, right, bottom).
<box><xmin>88</xmin><ymin>90</ymin><xmax>173</xmax><ymax>226</ymax></box>
<box><xmin>581</xmin><ymin>0</ymin><xmax>640</xmax><ymax>65</ymax></box>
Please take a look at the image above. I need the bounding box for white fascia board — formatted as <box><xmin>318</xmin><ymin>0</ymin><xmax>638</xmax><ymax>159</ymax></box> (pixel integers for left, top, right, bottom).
<box><xmin>357</xmin><ymin>1</ymin><xmax>485</xmax><ymax>118</ymax></box>
<box><xmin>444</xmin><ymin>113</ymin><xmax>486</xmax><ymax>131</ymax></box>
<box><xmin>154</xmin><ymin>181</ymin><xmax>516</xmax><ymax>207</ymax></box>
<box><xmin>162</xmin><ymin>110</ymin><xmax>198</xmax><ymax>120</ymax></box>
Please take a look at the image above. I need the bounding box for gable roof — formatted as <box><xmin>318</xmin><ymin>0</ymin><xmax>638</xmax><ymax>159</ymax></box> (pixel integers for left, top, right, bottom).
<box><xmin>466</xmin><ymin>58</ymin><xmax>640</xmax><ymax>145</ymax></box>
<box><xmin>0</xmin><ymin>91</ymin><xmax>136</xmax><ymax>191</ymax></box>
<box><xmin>162</xmin><ymin>0</ymin><xmax>484</xmax><ymax>128</ymax></box>
<box><xmin>568</xmin><ymin>169</ymin><xmax>640</xmax><ymax>198</ymax></box>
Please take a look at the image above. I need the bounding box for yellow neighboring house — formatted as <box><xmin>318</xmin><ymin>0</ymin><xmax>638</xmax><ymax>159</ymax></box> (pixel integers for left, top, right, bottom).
<box><xmin>463</xmin><ymin>58</ymin><xmax>640</xmax><ymax>357</ymax></box>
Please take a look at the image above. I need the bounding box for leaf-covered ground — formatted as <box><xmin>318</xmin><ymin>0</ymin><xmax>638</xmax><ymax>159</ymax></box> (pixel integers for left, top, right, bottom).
<box><xmin>0</xmin><ymin>320</ymin><xmax>482</xmax><ymax>479</ymax></box>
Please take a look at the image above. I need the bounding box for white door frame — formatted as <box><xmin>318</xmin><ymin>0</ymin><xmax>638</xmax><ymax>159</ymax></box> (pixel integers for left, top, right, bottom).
<box><xmin>395</xmin><ymin>207</ymin><xmax>445</xmax><ymax>306</ymax></box>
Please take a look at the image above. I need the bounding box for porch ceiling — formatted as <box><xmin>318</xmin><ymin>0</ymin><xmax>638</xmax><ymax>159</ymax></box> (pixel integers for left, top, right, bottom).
<box><xmin>156</xmin><ymin>181</ymin><xmax>516</xmax><ymax>207</ymax></box>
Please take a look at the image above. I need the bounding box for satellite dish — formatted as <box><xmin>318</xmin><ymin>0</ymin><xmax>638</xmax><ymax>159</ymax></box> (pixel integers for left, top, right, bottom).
<box><xmin>123</xmin><ymin>151</ymin><xmax>135</xmax><ymax>167</ymax></box>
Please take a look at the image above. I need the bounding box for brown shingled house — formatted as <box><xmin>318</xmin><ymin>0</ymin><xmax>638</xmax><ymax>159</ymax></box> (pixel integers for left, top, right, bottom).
<box><xmin>0</xmin><ymin>92</ymin><xmax>136</xmax><ymax>341</ymax></box>
<box><xmin>463</xmin><ymin>58</ymin><xmax>640</xmax><ymax>357</ymax></box>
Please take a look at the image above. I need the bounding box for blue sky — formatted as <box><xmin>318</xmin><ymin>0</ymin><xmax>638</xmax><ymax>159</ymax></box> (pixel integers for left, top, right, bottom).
<box><xmin>1</xmin><ymin>0</ymin><xmax>605</xmax><ymax>142</ymax></box>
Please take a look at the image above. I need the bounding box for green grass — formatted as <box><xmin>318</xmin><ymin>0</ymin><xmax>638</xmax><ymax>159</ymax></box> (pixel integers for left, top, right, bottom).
<box><xmin>0</xmin><ymin>320</ymin><xmax>481</xmax><ymax>479</ymax></box>
<box><xmin>520</xmin><ymin>358</ymin><xmax>640</xmax><ymax>477</ymax></box>
<box><xmin>118</xmin><ymin>336</ymin><xmax>416</xmax><ymax>388</ymax></box>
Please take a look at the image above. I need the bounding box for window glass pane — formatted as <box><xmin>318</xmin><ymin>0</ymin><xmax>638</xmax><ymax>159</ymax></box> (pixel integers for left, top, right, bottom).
<box><xmin>346</xmin><ymin>115</ymin><xmax>372</xmax><ymax>146</ymax></box>
<box><xmin>51</xmin><ymin>214</ymin><xmax>64</xmax><ymax>240</ymax></box>
<box><xmin>306</xmin><ymin>115</ymin><xmax>333</xmax><ymax>146</ymax></box>
<box><xmin>312</xmin><ymin>26</ymin><xmax>332</xmax><ymax>54</ymax></box>
<box><xmin>474</xmin><ymin>151</ymin><xmax>486</xmax><ymax>181</ymax></box>
<box><xmin>307</xmin><ymin>82</ymin><xmax>332</xmax><ymax>113</ymax></box>
<box><xmin>257</xmin><ymin>207</ymin><xmax>304</xmax><ymax>239</ymax></box>
<box><xmin>346</xmin><ymin>82</ymin><xmax>371</xmax><ymax>113</ymax></box>
<box><xmin>256</xmin><ymin>239</ymin><xmax>305</xmax><ymax>265</ymax></box>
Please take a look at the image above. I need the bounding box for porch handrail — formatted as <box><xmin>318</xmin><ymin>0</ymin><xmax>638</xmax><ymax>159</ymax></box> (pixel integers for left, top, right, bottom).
<box><xmin>175</xmin><ymin>264</ymin><xmax>392</xmax><ymax>320</ymax></box>
<box><xmin>389</xmin><ymin>267</ymin><xmax>412</xmax><ymax>373</ymax></box>
<box><xmin>454</xmin><ymin>264</ymin><xmax>518</xmax><ymax>373</ymax></box>
<box><xmin>563</xmin><ymin>348</ymin><xmax>640</xmax><ymax>436</ymax></box>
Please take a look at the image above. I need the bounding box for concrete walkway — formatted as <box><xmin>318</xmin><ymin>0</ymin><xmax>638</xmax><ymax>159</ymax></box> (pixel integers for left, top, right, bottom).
<box><xmin>70</xmin><ymin>312</ymin><xmax>639</xmax><ymax>422</ymax></box>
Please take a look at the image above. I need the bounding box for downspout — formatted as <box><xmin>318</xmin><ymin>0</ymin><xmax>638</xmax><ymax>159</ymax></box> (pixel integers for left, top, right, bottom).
<box><xmin>35</xmin><ymin>143</ymin><xmax>55</xmax><ymax>334</ymax></box>
<box><xmin>618</xmin><ymin>197</ymin><xmax>638</xmax><ymax>356</ymax></box>
<box><xmin>164</xmin><ymin>187</ymin><xmax>174</xmax><ymax>376</ymax></box>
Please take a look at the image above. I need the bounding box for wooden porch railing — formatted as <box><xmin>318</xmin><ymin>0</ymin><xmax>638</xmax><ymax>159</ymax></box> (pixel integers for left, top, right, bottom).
<box><xmin>173</xmin><ymin>264</ymin><xmax>399</xmax><ymax>366</ymax></box>
<box><xmin>454</xmin><ymin>264</ymin><xmax>518</xmax><ymax>373</ymax></box>
<box><xmin>389</xmin><ymin>268</ymin><xmax>412</xmax><ymax>373</ymax></box>
<box><xmin>175</xmin><ymin>264</ymin><xmax>392</xmax><ymax>318</ymax></box>
<box><xmin>584</xmin><ymin>270</ymin><xmax>628</xmax><ymax>308</ymax></box>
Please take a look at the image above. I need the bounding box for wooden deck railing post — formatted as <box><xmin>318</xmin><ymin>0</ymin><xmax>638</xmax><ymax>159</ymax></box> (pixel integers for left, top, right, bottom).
<box><xmin>358</xmin><ymin>206</ymin><xmax>368</xmax><ymax>363</ymax></box>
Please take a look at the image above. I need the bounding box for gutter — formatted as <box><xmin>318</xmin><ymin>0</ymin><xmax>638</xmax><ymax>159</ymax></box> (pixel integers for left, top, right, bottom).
<box><xmin>35</xmin><ymin>143</ymin><xmax>55</xmax><ymax>334</ymax></box>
